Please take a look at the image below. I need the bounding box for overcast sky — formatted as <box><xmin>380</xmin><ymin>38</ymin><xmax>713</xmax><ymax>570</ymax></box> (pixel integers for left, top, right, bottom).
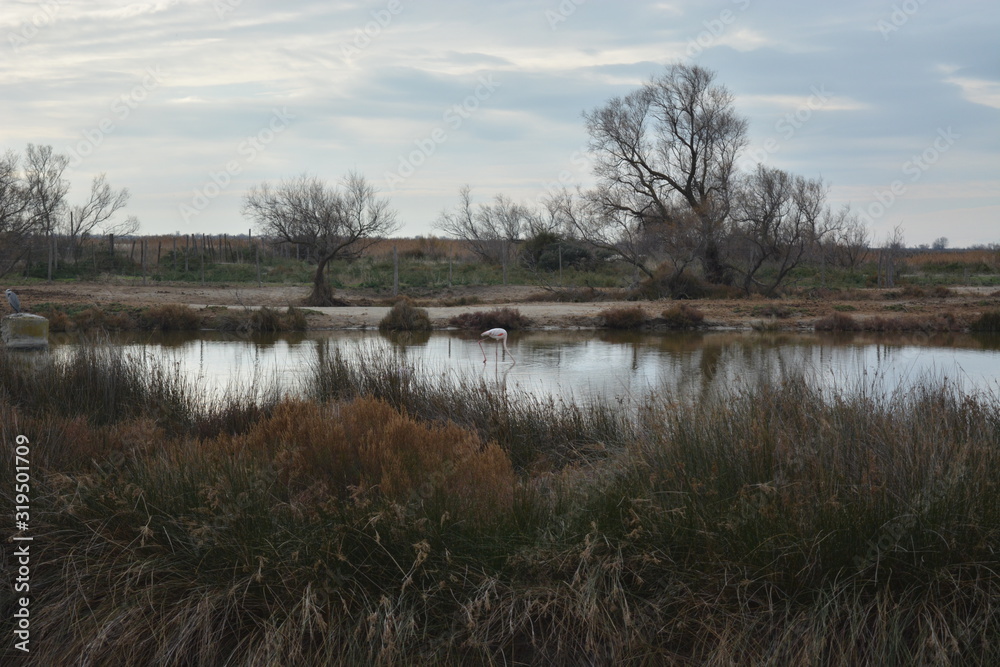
<box><xmin>3</xmin><ymin>0</ymin><xmax>998</xmax><ymax>246</ymax></box>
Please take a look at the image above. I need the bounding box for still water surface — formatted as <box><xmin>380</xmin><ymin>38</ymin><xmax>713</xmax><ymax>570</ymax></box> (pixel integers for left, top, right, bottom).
<box><xmin>49</xmin><ymin>330</ymin><xmax>1000</xmax><ymax>403</ymax></box>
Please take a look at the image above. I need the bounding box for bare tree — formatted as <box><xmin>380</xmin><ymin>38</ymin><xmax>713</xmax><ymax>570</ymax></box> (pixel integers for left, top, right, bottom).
<box><xmin>551</xmin><ymin>187</ymin><xmax>649</xmax><ymax>278</ymax></box>
<box><xmin>549</xmin><ymin>187</ymin><xmax>692</xmax><ymax>285</ymax></box>
<box><xmin>24</xmin><ymin>144</ymin><xmax>70</xmax><ymax>280</ymax></box>
<box><xmin>831</xmin><ymin>208</ymin><xmax>870</xmax><ymax>270</ymax></box>
<box><xmin>243</xmin><ymin>172</ymin><xmax>398</xmax><ymax>305</ymax></box>
<box><xmin>105</xmin><ymin>214</ymin><xmax>141</xmax><ymax>237</ymax></box>
<box><xmin>63</xmin><ymin>174</ymin><xmax>131</xmax><ymax>261</ymax></box>
<box><xmin>0</xmin><ymin>151</ymin><xmax>33</xmax><ymax>277</ymax></box>
<box><xmin>435</xmin><ymin>185</ymin><xmax>482</xmax><ymax>256</ymax></box>
<box><xmin>728</xmin><ymin>166</ymin><xmax>832</xmax><ymax>295</ymax></box>
<box><xmin>434</xmin><ymin>186</ymin><xmax>536</xmax><ymax>266</ymax></box>
<box><xmin>584</xmin><ymin>63</ymin><xmax>748</xmax><ymax>284</ymax></box>
<box><xmin>878</xmin><ymin>224</ymin><xmax>906</xmax><ymax>288</ymax></box>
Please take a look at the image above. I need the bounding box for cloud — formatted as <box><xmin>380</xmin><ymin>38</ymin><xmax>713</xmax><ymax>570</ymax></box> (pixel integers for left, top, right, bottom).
<box><xmin>943</xmin><ymin>74</ymin><xmax>1000</xmax><ymax>110</ymax></box>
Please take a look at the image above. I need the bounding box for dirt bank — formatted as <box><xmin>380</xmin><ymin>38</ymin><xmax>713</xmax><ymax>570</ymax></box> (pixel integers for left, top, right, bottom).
<box><xmin>8</xmin><ymin>281</ymin><xmax>1000</xmax><ymax>330</ymax></box>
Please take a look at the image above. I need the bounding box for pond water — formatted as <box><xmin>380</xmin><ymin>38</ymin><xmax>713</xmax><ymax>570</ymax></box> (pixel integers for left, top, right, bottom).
<box><xmin>47</xmin><ymin>329</ymin><xmax>1000</xmax><ymax>404</ymax></box>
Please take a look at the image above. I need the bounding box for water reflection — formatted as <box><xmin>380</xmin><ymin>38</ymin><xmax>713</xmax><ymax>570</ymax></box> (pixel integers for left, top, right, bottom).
<box><xmin>47</xmin><ymin>329</ymin><xmax>1000</xmax><ymax>403</ymax></box>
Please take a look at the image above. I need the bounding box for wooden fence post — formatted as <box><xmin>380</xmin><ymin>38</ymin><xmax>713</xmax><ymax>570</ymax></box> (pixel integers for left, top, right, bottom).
<box><xmin>393</xmin><ymin>245</ymin><xmax>399</xmax><ymax>296</ymax></box>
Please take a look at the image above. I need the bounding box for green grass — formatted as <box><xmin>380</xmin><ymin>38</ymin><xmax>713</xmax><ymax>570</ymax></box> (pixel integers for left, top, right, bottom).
<box><xmin>16</xmin><ymin>250</ymin><xmax>631</xmax><ymax>292</ymax></box>
<box><xmin>15</xmin><ymin>242</ymin><xmax>1000</xmax><ymax>299</ymax></box>
<box><xmin>2</xmin><ymin>343</ymin><xmax>1000</xmax><ymax>664</ymax></box>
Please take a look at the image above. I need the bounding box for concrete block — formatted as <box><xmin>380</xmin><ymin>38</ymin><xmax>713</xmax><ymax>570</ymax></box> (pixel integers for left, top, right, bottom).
<box><xmin>2</xmin><ymin>313</ymin><xmax>49</xmax><ymax>349</ymax></box>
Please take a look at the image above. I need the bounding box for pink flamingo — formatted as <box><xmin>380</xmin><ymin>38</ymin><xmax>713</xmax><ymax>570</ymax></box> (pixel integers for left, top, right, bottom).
<box><xmin>478</xmin><ymin>328</ymin><xmax>515</xmax><ymax>364</ymax></box>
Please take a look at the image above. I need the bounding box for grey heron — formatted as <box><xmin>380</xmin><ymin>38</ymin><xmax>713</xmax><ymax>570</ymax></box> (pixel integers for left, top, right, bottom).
<box><xmin>5</xmin><ymin>289</ymin><xmax>20</xmax><ymax>313</ymax></box>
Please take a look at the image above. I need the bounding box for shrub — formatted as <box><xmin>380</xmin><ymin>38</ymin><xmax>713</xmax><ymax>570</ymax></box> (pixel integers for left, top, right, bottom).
<box><xmin>238</xmin><ymin>397</ymin><xmax>515</xmax><ymax>522</ymax></box>
<box><xmin>598</xmin><ymin>305</ymin><xmax>648</xmax><ymax>329</ymax></box>
<box><xmin>520</xmin><ymin>232</ymin><xmax>597</xmax><ymax>271</ymax></box>
<box><xmin>814</xmin><ymin>312</ymin><xmax>860</xmax><ymax>331</ymax></box>
<box><xmin>144</xmin><ymin>304</ymin><xmax>203</xmax><ymax>331</ymax></box>
<box><xmin>633</xmin><ymin>267</ymin><xmax>744</xmax><ymax>299</ymax></box>
<box><xmin>40</xmin><ymin>307</ymin><xmax>70</xmax><ymax>332</ymax></box>
<box><xmin>72</xmin><ymin>306</ymin><xmax>137</xmax><ymax>331</ymax></box>
<box><xmin>661</xmin><ymin>303</ymin><xmax>705</xmax><ymax>329</ymax></box>
<box><xmin>439</xmin><ymin>295</ymin><xmax>480</xmax><ymax>307</ymax></box>
<box><xmin>378</xmin><ymin>299</ymin><xmax>432</xmax><ymax>331</ymax></box>
<box><xmin>248</xmin><ymin>306</ymin><xmax>283</xmax><ymax>333</ymax></box>
<box><xmin>970</xmin><ymin>310</ymin><xmax>1000</xmax><ymax>333</ymax></box>
<box><xmin>283</xmin><ymin>306</ymin><xmax>308</xmax><ymax>331</ymax></box>
<box><xmin>215</xmin><ymin>306</ymin><xmax>307</xmax><ymax>333</ymax></box>
<box><xmin>752</xmin><ymin>304</ymin><xmax>792</xmax><ymax>319</ymax></box>
<box><xmin>526</xmin><ymin>286</ymin><xmax>602</xmax><ymax>303</ymax></box>
<box><xmin>448</xmin><ymin>307</ymin><xmax>530</xmax><ymax>331</ymax></box>
<box><xmin>817</xmin><ymin>312</ymin><xmax>964</xmax><ymax>333</ymax></box>
<box><xmin>750</xmin><ymin>318</ymin><xmax>783</xmax><ymax>332</ymax></box>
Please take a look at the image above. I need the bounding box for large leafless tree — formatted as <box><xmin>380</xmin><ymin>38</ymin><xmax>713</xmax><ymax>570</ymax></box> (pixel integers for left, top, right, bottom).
<box><xmin>584</xmin><ymin>63</ymin><xmax>748</xmax><ymax>284</ymax></box>
<box><xmin>243</xmin><ymin>172</ymin><xmax>398</xmax><ymax>305</ymax></box>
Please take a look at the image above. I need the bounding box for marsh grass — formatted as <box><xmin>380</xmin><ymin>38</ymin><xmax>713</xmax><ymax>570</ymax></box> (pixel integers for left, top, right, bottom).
<box><xmin>816</xmin><ymin>311</ymin><xmax>966</xmax><ymax>332</ymax></box>
<box><xmin>214</xmin><ymin>305</ymin><xmax>308</xmax><ymax>333</ymax></box>
<box><xmin>33</xmin><ymin>303</ymin><xmax>308</xmax><ymax>333</ymax></box>
<box><xmin>970</xmin><ymin>309</ymin><xmax>1000</xmax><ymax>332</ymax></box>
<box><xmin>307</xmin><ymin>346</ymin><xmax>630</xmax><ymax>468</ymax></box>
<box><xmin>144</xmin><ymin>303</ymin><xmax>204</xmax><ymax>330</ymax></box>
<box><xmin>448</xmin><ymin>307</ymin><xmax>531</xmax><ymax>331</ymax></box>
<box><xmin>661</xmin><ymin>303</ymin><xmax>706</xmax><ymax>328</ymax></box>
<box><xmin>598</xmin><ymin>305</ymin><xmax>648</xmax><ymax>329</ymax></box>
<box><xmin>3</xmin><ymin>344</ymin><xmax>1000</xmax><ymax>664</ymax></box>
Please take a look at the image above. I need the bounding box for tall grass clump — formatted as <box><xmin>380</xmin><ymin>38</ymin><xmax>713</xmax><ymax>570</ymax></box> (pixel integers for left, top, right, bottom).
<box><xmin>143</xmin><ymin>303</ymin><xmax>203</xmax><ymax>330</ymax></box>
<box><xmin>661</xmin><ymin>302</ymin><xmax>705</xmax><ymax>328</ymax></box>
<box><xmin>970</xmin><ymin>309</ymin><xmax>1000</xmax><ymax>332</ymax></box>
<box><xmin>448</xmin><ymin>307</ymin><xmax>531</xmax><ymax>331</ymax></box>
<box><xmin>815</xmin><ymin>311</ymin><xmax>861</xmax><ymax>331</ymax></box>
<box><xmin>216</xmin><ymin>306</ymin><xmax>308</xmax><ymax>332</ymax></box>
<box><xmin>598</xmin><ymin>305</ymin><xmax>648</xmax><ymax>329</ymax></box>
<box><xmin>817</xmin><ymin>311</ymin><xmax>964</xmax><ymax>332</ymax></box>
<box><xmin>0</xmin><ymin>341</ymin><xmax>193</xmax><ymax>429</ymax></box>
<box><xmin>234</xmin><ymin>397</ymin><xmax>514</xmax><ymax>522</ymax></box>
<box><xmin>378</xmin><ymin>298</ymin><xmax>432</xmax><ymax>331</ymax></box>
<box><xmin>308</xmin><ymin>346</ymin><xmax>632</xmax><ymax>468</ymax></box>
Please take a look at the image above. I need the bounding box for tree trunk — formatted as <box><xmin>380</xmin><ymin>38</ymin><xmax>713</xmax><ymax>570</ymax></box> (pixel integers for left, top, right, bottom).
<box><xmin>306</xmin><ymin>255</ymin><xmax>345</xmax><ymax>306</ymax></box>
<box><xmin>701</xmin><ymin>238</ymin><xmax>731</xmax><ymax>285</ymax></box>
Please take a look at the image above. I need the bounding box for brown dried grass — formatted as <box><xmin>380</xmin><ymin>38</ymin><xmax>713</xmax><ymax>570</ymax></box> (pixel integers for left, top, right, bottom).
<box><xmin>235</xmin><ymin>397</ymin><xmax>514</xmax><ymax>523</ymax></box>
